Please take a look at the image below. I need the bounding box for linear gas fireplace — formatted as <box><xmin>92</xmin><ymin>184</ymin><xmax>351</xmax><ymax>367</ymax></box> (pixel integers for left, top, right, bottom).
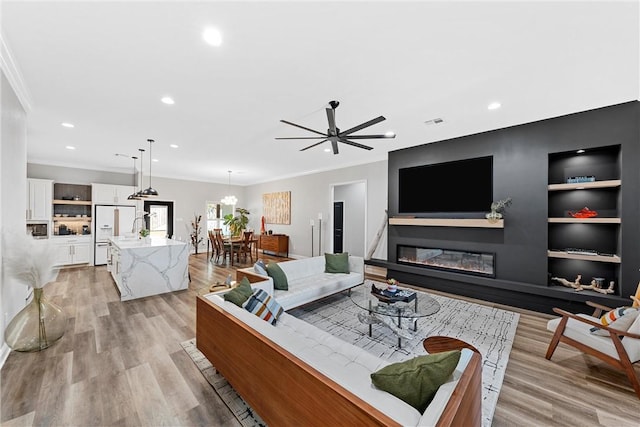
<box><xmin>397</xmin><ymin>245</ymin><xmax>495</xmax><ymax>278</ymax></box>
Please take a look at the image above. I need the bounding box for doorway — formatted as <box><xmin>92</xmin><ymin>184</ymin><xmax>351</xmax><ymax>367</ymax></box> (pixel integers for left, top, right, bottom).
<box><xmin>143</xmin><ymin>200</ymin><xmax>174</xmax><ymax>238</ymax></box>
<box><xmin>333</xmin><ymin>201</ymin><xmax>344</xmax><ymax>253</ymax></box>
<box><xmin>331</xmin><ymin>181</ymin><xmax>366</xmax><ymax>257</ymax></box>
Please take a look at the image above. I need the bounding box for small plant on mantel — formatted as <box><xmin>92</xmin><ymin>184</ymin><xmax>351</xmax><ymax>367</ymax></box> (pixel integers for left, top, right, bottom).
<box><xmin>486</xmin><ymin>197</ymin><xmax>512</xmax><ymax>223</ymax></box>
<box><xmin>190</xmin><ymin>213</ymin><xmax>203</xmax><ymax>254</ymax></box>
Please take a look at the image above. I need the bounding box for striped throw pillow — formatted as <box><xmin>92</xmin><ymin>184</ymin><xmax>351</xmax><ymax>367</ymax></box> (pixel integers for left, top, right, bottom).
<box><xmin>590</xmin><ymin>307</ymin><xmax>639</xmax><ymax>335</ymax></box>
<box><xmin>243</xmin><ymin>289</ymin><xmax>284</xmax><ymax>325</ymax></box>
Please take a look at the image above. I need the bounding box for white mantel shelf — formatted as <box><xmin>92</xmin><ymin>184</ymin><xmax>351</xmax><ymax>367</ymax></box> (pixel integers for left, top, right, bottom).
<box><xmin>389</xmin><ymin>217</ymin><xmax>504</xmax><ymax>228</ymax></box>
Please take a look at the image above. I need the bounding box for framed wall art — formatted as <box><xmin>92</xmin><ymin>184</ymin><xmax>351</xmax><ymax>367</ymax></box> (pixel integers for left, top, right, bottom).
<box><xmin>263</xmin><ymin>191</ymin><xmax>291</xmax><ymax>224</ymax></box>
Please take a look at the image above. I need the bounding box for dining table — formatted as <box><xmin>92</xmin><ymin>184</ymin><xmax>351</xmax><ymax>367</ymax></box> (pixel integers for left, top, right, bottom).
<box><xmin>224</xmin><ymin>235</ymin><xmax>259</xmax><ymax>266</ymax></box>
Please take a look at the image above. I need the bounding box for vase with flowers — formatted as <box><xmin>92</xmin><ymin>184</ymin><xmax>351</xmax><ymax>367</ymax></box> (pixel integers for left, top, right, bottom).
<box><xmin>3</xmin><ymin>231</ymin><xmax>65</xmax><ymax>352</ymax></box>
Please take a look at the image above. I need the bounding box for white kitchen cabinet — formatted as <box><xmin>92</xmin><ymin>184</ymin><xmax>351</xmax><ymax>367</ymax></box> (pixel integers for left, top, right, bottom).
<box><xmin>92</xmin><ymin>183</ymin><xmax>136</xmax><ymax>205</ymax></box>
<box><xmin>53</xmin><ymin>236</ymin><xmax>91</xmax><ymax>266</ymax></box>
<box><xmin>26</xmin><ymin>178</ymin><xmax>53</xmax><ymax>221</ymax></box>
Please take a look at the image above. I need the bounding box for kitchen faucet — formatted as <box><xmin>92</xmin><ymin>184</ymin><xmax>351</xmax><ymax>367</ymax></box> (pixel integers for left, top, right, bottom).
<box><xmin>131</xmin><ymin>211</ymin><xmax>156</xmax><ymax>233</ymax></box>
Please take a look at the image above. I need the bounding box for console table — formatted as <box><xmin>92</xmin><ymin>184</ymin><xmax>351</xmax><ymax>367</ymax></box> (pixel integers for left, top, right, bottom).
<box><xmin>259</xmin><ymin>234</ymin><xmax>289</xmax><ymax>257</ymax></box>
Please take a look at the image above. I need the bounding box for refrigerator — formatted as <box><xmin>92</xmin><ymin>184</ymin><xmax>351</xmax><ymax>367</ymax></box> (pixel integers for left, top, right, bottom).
<box><xmin>94</xmin><ymin>204</ymin><xmax>137</xmax><ymax>265</ymax></box>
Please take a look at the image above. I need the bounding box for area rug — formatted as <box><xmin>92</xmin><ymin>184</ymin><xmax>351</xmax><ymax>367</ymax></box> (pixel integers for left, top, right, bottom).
<box><xmin>184</xmin><ymin>284</ymin><xmax>519</xmax><ymax>427</ymax></box>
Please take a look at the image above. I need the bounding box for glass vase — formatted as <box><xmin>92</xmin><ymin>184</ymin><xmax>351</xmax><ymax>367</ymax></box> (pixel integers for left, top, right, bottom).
<box><xmin>4</xmin><ymin>287</ymin><xmax>66</xmax><ymax>352</ymax></box>
<box><xmin>485</xmin><ymin>210</ymin><xmax>503</xmax><ymax>223</ymax></box>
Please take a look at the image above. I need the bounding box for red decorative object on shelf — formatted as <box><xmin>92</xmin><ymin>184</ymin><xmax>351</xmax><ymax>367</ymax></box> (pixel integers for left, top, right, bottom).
<box><xmin>568</xmin><ymin>207</ymin><xmax>598</xmax><ymax>218</ymax></box>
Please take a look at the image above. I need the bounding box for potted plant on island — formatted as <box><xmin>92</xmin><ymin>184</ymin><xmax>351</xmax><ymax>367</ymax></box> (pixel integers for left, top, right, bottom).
<box><xmin>223</xmin><ymin>207</ymin><xmax>250</xmax><ymax>237</ymax></box>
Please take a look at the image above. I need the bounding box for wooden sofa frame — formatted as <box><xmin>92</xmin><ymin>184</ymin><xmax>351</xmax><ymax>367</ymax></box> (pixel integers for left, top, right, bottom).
<box><xmin>196</xmin><ymin>295</ymin><xmax>482</xmax><ymax>427</ymax></box>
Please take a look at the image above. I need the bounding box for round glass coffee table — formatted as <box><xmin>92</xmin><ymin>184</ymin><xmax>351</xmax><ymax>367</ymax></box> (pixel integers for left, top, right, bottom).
<box><xmin>349</xmin><ymin>282</ymin><xmax>440</xmax><ymax>348</ymax></box>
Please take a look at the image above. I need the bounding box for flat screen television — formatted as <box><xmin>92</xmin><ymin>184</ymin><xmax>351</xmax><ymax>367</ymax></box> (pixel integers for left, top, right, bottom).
<box><xmin>398</xmin><ymin>156</ymin><xmax>493</xmax><ymax>215</ymax></box>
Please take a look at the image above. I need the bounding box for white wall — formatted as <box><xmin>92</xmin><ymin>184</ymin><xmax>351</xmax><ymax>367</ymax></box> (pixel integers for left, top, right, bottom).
<box><xmin>146</xmin><ymin>175</ymin><xmax>244</xmax><ymax>252</ymax></box>
<box><xmin>245</xmin><ymin>161</ymin><xmax>388</xmax><ymax>259</ymax></box>
<box><xmin>1</xmin><ymin>70</ymin><xmax>28</xmax><ymax>365</ymax></box>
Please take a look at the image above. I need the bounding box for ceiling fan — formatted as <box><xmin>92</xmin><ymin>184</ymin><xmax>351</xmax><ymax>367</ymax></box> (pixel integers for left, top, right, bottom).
<box><xmin>276</xmin><ymin>100</ymin><xmax>396</xmax><ymax>154</ymax></box>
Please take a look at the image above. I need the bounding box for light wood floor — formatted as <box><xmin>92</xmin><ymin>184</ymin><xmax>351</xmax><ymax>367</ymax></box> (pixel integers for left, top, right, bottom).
<box><xmin>2</xmin><ymin>253</ymin><xmax>639</xmax><ymax>426</ymax></box>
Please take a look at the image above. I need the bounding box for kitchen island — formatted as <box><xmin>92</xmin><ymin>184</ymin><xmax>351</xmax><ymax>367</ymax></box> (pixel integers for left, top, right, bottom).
<box><xmin>108</xmin><ymin>236</ymin><xmax>189</xmax><ymax>301</ymax></box>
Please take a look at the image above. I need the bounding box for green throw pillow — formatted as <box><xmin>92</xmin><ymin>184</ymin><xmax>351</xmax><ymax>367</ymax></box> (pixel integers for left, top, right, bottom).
<box><xmin>266</xmin><ymin>262</ymin><xmax>288</xmax><ymax>290</ymax></box>
<box><xmin>325</xmin><ymin>252</ymin><xmax>350</xmax><ymax>274</ymax></box>
<box><xmin>223</xmin><ymin>277</ymin><xmax>254</xmax><ymax>307</ymax></box>
<box><xmin>370</xmin><ymin>350</ymin><xmax>461</xmax><ymax>413</ymax></box>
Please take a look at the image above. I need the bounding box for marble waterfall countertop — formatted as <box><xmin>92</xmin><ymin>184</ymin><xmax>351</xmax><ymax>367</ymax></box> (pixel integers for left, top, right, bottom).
<box><xmin>108</xmin><ymin>236</ymin><xmax>189</xmax><ymax>301</ymax></box>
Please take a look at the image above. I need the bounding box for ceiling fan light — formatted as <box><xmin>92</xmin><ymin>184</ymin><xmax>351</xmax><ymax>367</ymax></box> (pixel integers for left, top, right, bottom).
<box><xmin>385</xmin><ymin>131</ymin><xmax>396</xmax><ymax>138</ymax></box>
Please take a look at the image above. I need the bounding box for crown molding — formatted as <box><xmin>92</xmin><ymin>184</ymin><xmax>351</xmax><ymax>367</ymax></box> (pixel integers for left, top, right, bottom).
<box><xmin>0</xmin><ymin>31</ymin><xmax>33</xmax><ymax>112</ymax></box>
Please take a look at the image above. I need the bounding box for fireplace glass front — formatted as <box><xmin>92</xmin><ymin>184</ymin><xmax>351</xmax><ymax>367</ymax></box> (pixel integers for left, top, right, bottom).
<box><xmin>397</xmin><ymin>245</ymin><xmax>495</xmax><ymax>277</ymax></box>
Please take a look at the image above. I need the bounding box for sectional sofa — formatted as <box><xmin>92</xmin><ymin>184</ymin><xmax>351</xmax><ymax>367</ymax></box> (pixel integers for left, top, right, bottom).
<box><xmin>236</xmin><ymin>255</ymin><xmax>365</xmax><ymax>310</ymax></box>
<box><xmin>196</xmin><ymin>292</ymin><xmax>482</xmax><ymax>426</ymax></box>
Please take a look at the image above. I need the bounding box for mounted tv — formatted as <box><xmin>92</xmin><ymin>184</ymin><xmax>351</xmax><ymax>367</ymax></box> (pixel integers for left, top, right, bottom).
<box><xmin>398</xmin><ymin>156</ymin><xmax>493</xmax><ymax>215</ymax></box>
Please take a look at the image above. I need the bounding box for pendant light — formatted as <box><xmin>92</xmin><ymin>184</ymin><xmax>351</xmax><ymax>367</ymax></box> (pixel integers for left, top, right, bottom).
<box><xmin>142</xmin><ymin>139</ymin><xmax>159</xmax><ymax>197</ymax></box>
<box><xmin>135</xmin><ymin>148</ymin><xmax>148</xmax><ymax>198</ymax></box>
<box><xmin>127</xmin><ymin>155</ymin><xmax>141</xmax><ymax>200</ymax></box>
<box><xmin>221</xmin><ymin>170</ymin><xmax>238</xmax><ymax>205</ymax></box>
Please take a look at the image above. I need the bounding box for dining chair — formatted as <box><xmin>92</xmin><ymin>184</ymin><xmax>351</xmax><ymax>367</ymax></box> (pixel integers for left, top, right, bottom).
<box><xmin>208</xmin><ymin>230</ymin><xmax>220</xmax><ymax>261</ymax></box>
<box><xmin>240</xmin><ymin>230</ymin><xmax>254</xmax><ymax>263</ymax></box>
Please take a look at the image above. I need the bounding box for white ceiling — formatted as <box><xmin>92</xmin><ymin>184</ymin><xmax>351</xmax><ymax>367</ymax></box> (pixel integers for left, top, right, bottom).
<box><xmin>3</xmin><ymin>1</ymin><xmax>638</xmax><ymax>186</ymax></box>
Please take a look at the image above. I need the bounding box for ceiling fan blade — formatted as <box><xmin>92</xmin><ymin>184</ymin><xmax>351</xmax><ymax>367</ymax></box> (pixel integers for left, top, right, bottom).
<box><xmin>326</xmin><ymin>108</ymin><xmax>337</xmax><ymax>135</ymax></box>
<box><xmin>280</xmin><ymin>119</ymin><xmax>327</xmax><ymax>137</ymax></box>
<box><xmin>331</xmin><ymin>140</ymin><xmax>339</xmax><ymax>154</ymax></box>
<box><xmin>275</xmin><ymin>136</ymin><xmax>328</xmax><ymax>140</ymax></box>
<box><xmin>339</xmin><ymin>116</ymin><xmax>386</xmax><ymax>136</ymax></box>
<box><xmin>339</xmin><ymin>138</ymin><xmax>374</xmax><ymax>151</ymax></box>
<box><xmin>343</xmin><ymin>134</ymin><xmax>395</xmax><ymax>139</ymax></box>
<box><xmin>300</xmin><ymin>140</ymin><xmax>328</xmax><ymax>151</ymax></box>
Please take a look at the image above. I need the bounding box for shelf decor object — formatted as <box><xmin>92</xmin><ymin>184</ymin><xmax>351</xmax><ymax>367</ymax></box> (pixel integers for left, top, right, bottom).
<box><xmin>3</xmin><ymin>231</ymin><xmax>66</xmax><ymax>352</ymax></box>
<box><xmin>485</xmin><ymin>197</ymin><xmax>512</xmax><ymax>224</ymax></box>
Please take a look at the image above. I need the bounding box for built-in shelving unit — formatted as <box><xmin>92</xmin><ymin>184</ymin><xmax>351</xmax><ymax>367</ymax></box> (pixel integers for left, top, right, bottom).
<box><xmin>548</xmin><ymin>218</ymin><xmax>620</xmax><ymax>224</ymax></box>
<box><xmin>53</xmin><ymin>183</ymin><xmax>92</xmax><ymax>235</ymax></box>
<box><xmin>548</xmin><ymin>179</ymin><xmax>621</xmax><ymax>191</ymax></box>
<box><xmin>388</xmin><ymin>217</ymin><xmax>504</xmax><ymax>228</ymax></box>
<box><xmin>547</xmin><ymin>144</ymin><xmax>622</xmax><ymax>293</ymax></box>
<box><xmin>547</xmin><ymin>250</ymin><xmax>621</xmax><ymax>263</ymax></box>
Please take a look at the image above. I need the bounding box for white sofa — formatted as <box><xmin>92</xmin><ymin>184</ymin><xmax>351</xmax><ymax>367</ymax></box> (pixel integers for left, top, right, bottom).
<box><xmin>236</xmin><ymin>255</ymin><xmax>365</xmax><ymax>310</ymax></box>
<box><xmin>196</xmin><ymin>292</ymin><xmax>482</xmax><ymax>426</ymax></box>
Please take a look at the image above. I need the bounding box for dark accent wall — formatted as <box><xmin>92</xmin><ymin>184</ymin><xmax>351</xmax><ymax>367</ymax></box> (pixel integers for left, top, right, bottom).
<box><xmin>385</xmin><ymin>101</ymin><xmax>640</xmax><ymax>314</ymax></box>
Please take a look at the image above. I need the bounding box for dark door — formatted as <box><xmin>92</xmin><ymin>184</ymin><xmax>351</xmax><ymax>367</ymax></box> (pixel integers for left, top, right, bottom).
<box><xmin>143</xmin><ymin>200</ymin><xmax>174</xmax><ymax>238</ymax></box>
<box><xmin>333</xmin><ymin>201</ymin><xmax>344</xmax><ymax>253</ymax></box>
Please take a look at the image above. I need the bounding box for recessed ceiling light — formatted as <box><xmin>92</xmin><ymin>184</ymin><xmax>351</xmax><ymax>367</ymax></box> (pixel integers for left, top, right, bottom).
<box><xmin>576</xmin><ymin>149</ymin><xmax>585</xmax><ymax>154</ymax></box>
<box><xmin>152</xmin><ymin>158</ymin><xmax>159</xmax><ymax>162</ymax></box>
<box><xmin>161</xmin><ymin>96</ymin><xmax>174</xmax><ymax>105</ymax></box>
<box><xmin>203</xmin><ymin>27</ymin><xmax>223</xmax><ymax>47</ymax></box>
<box><xmin>324</xmin><ymin>148</ymin><xmax>331</xmax><ymax>153</ymax></box>
<box><xmin>65</xmin><ymin>145</ymin><xmax>76</xmax><ymax>150</ymax></box>
<box><xmin>488</xmin><ymin>102</ymin><xmax>501</xmax><ymax>110</ymax></box>
<box><xmin>169</xmin><ymin>144</ymin><xmax>179</xmax><ymax>148</ymax></box>
<box><xmin>61</xmin><ymin>122</ymin><xmax>74</xmax><ymax>128</ymax></box>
